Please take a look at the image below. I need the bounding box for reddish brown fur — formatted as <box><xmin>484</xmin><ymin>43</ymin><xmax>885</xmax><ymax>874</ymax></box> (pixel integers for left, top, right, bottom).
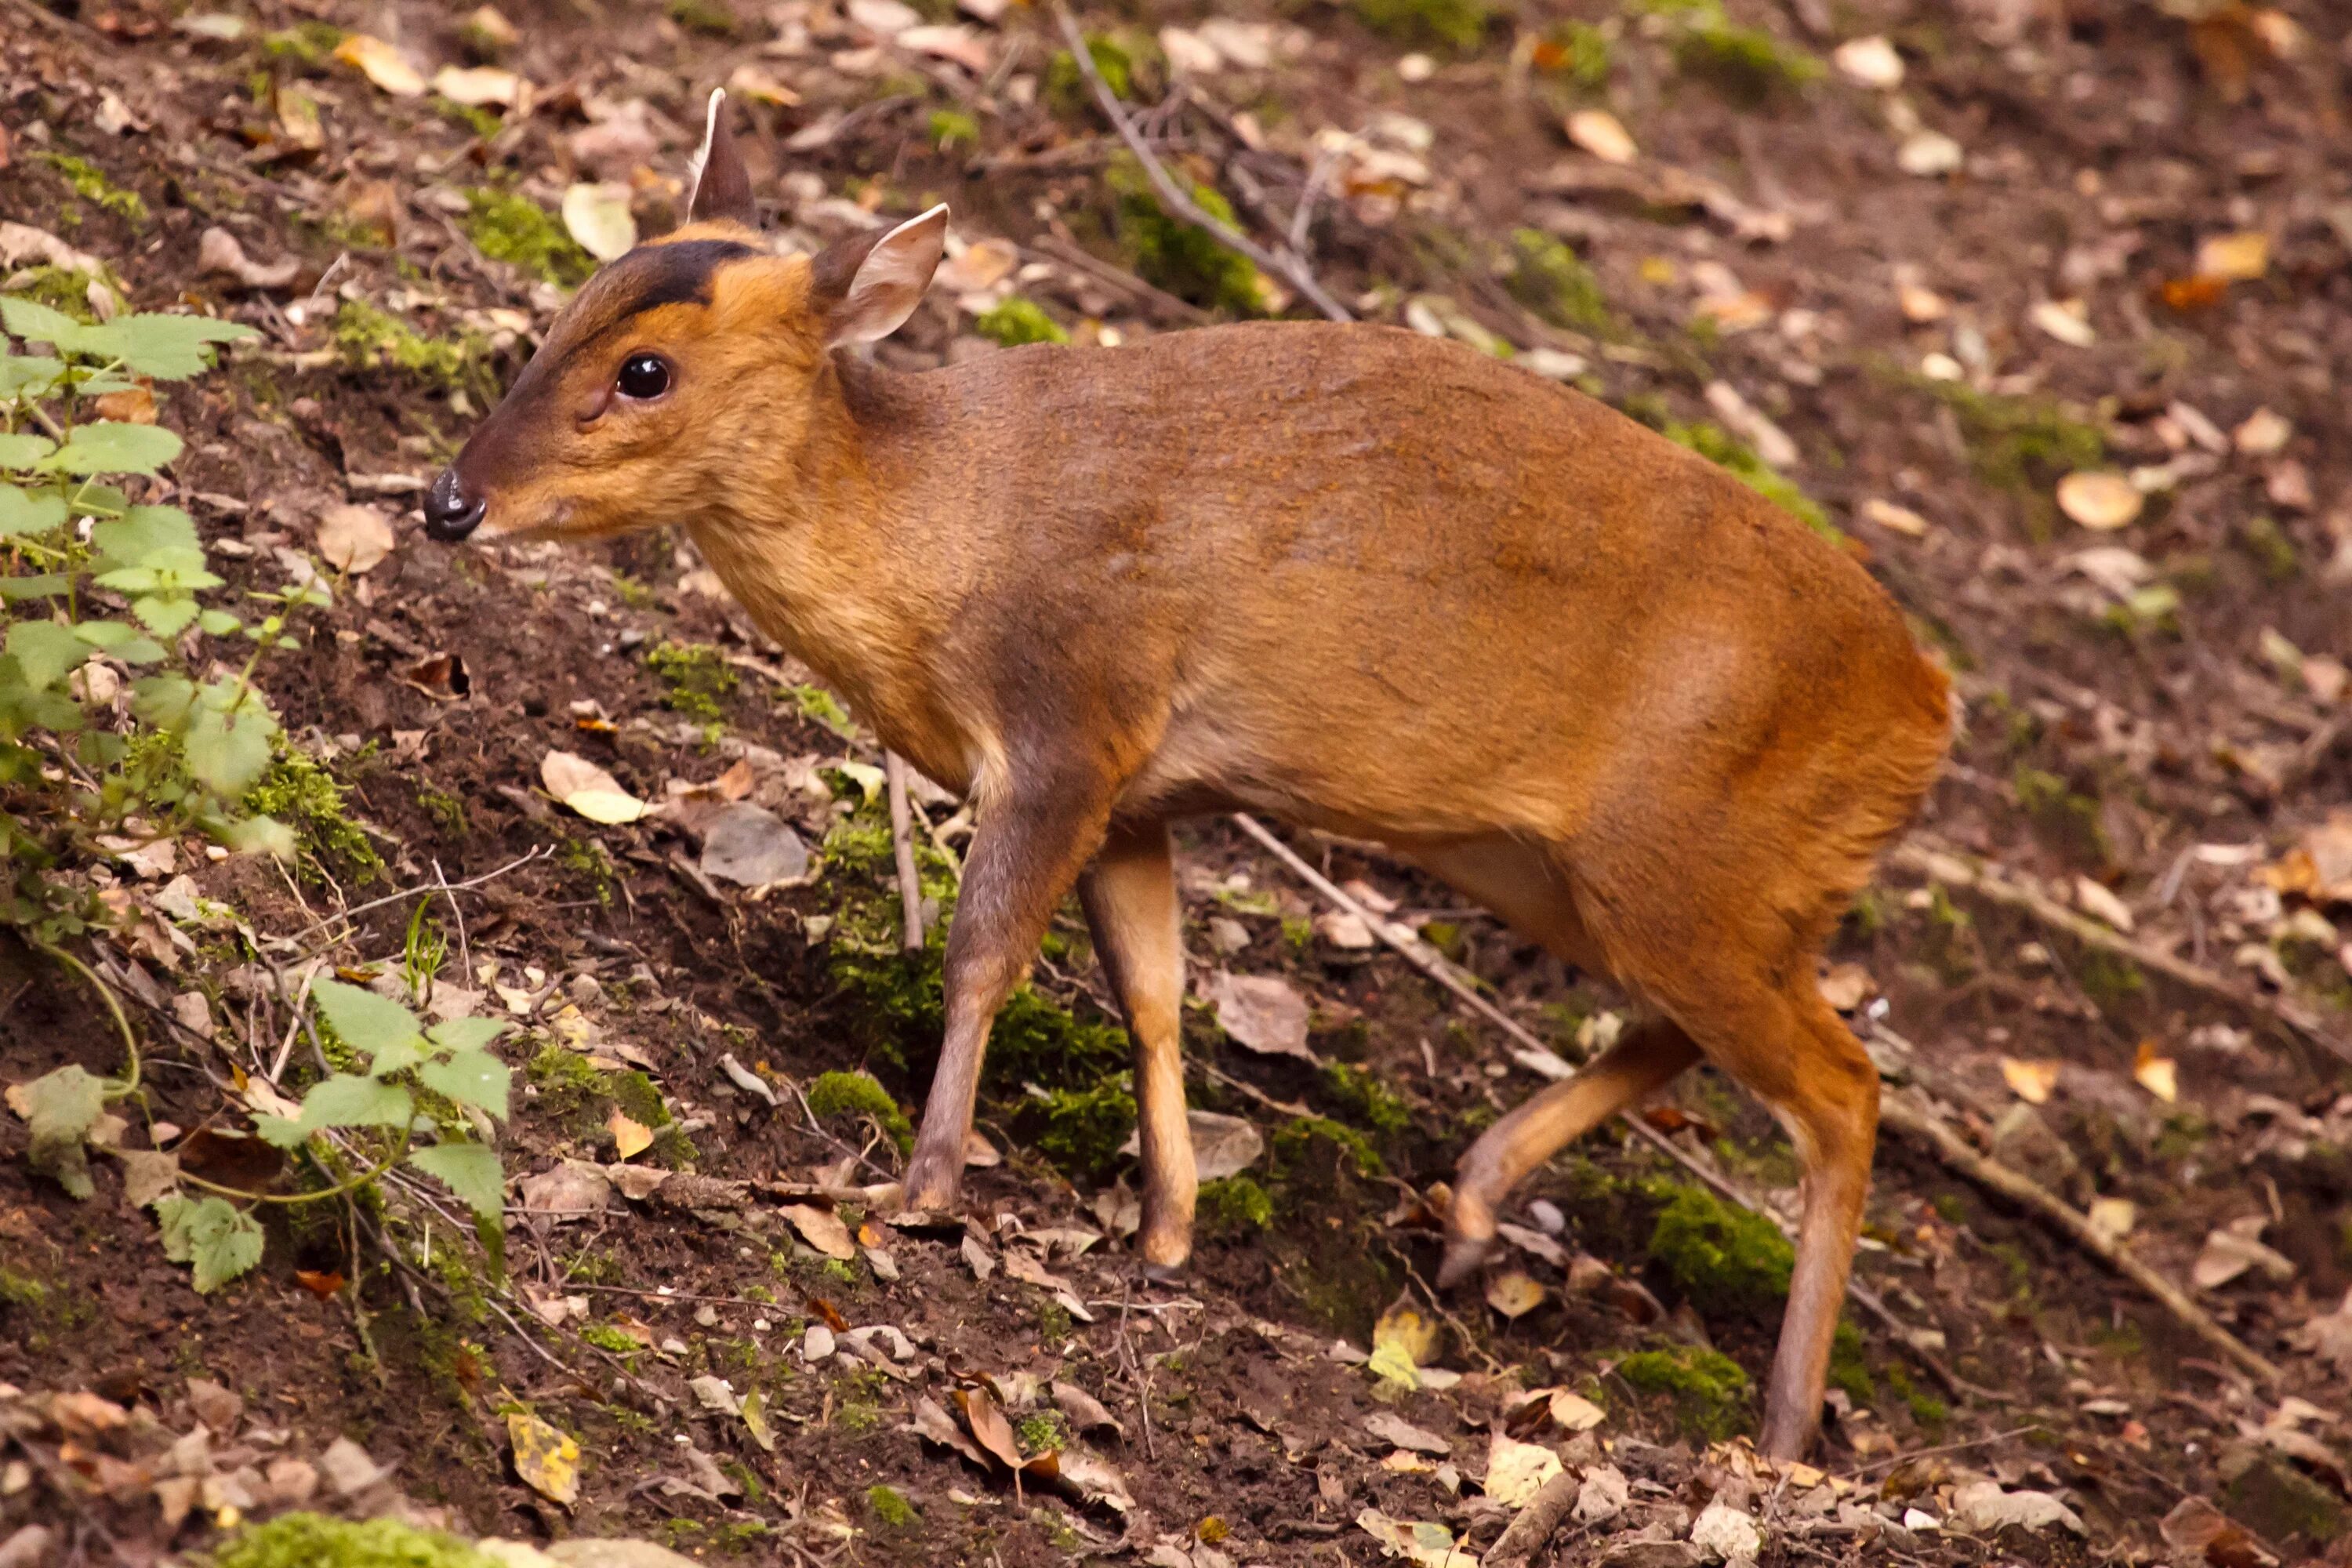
<box><xmin>443</xmin><ymin>203</ymin><xmax>1950</xmax><ymax>1457</ymax></box>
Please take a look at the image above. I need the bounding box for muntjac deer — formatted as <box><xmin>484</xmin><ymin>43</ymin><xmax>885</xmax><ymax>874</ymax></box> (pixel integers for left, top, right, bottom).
<box><xmin>426</xmin><ymin>92</ymin><xmax>1950</xmax><ymax>1457</ymax></box>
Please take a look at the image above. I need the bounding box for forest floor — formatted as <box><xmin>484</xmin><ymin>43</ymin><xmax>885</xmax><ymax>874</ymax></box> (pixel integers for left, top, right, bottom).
<box><xmin>4</xmin><ymin>0</ymin><xmax>2352</xmax><ymax>1564</ymax></box>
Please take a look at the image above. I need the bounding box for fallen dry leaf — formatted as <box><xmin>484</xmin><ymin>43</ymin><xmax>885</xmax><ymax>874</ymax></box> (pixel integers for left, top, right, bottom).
<box><xmin>2195</xmin><ymin>230</ymin><xmax>2269</xmax><ymax>281</ymax></box>
<box><xmin>432</xmin><ymin>64</ymin><xmax>522</xmax><ymax>107</ymax></box>
<box><xmin>2056</xmin><ymin>471</ymin><xmax>2144</xmax><ymax>531</ymax></box>
<box><xmin>561</xmin><ymin>182</ymin><xmax>637</xmax><ymax>263</ymax></box>
<box><xmin>1484</xmin><ymin>1272</ymin><xmax>1546</xmax><ymax>1319</ymax></box>
<box><xmin>506</xmin><ymin>1411</ymin><xmax>580</xmax><ymax>1504</ymax></box>
<box><xmin>1832</xmin><ymin>34</ymin><xmax>1904</xmax><ymax>88</ymax></box>
<box><xmin>2085</xmin><ymin>1196</ymin><xmax>2136</xmax><ymax>1244</ymax></box>
<box><xmin>2193</xmin><ymin>1216</ymin><xmax>2295</xmax><ymax>1290</ymax></box>
<box><xmin>2000</xmin><ymin>1056</ymin><xmax>2060</xmax><ymax>1105</ymax></box>
<box><xmin>316</xmin><ymin>504</ymin><xmax>395</xmax><ymax>574</ymax></box>
<box><xmin>1203</xmin><ymin>971</ymin><xmax>1316</xmax><ymax>1062</ymax></box>
<box><xmin>1367</xmin><ymin>1410</ymin><xmax>1451</xmax><ymax>1457</ymax></box>
<box><xmin>606</xmin><ymin>1107</ymin><xmax>653</xmax><ymax>1160</ymax></box>
<box><xmin>2074</xmin><ymin>875</ymin><xmax>2135</xmax><ymax>932</ymax></box>
<box><xmin>2234</xmin><ymin>407</ymin><xmax>2292</xmax><ymax>456</ymax></box>
<box><xmin>542</xmin><ymin>750</ymin><xmax>650</xmax><ymax>824</ymax></box>
<box><xmin>1549</xmin><ymin>1388</ymin><xmax>1605</xmax><ymax>1432</ymax></box>
<box><xmin>333</xmin><ymin>33</ymin><xmax>426</xmax><ymax>96</ymax></box>
<box><xmin>2132</xmin><ymin>1040</ymin><xmax>2178</xmax><ymax>1103</ymax></box>
<box><xmin>1861</xmin><ymin>498</ymin><xmax>1929</xmax><ymax>537</ymax></box>
<box><xmin>782</xmin><ymin>1202</ymin><xmax>858</xmax><ymax>1260</ymax></box>
<box><xmin>1566</xmin><ymin>109</ymin><xmax>1636</xmax><ymax>164</ymax></box>
<box><xmin>1483</xmin><ymin>1428</ymin><xmax>1563</xmax><ymax>1508</ymax></box>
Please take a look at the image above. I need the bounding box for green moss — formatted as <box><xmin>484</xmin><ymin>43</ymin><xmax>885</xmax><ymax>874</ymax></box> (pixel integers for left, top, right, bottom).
<box><xmin>1353</xmin><ymin>0</ymin><xmax>1489</xmax><ymax>52</ymax></box>
<box><xmin>1045</xmin><ymin>36</ymin><xmax>1133</xmax><ymax>118</ymax></box>
<box><xmin>1016</xmin><ymin>1409</ymin><xmax>1070</xmax><ymax>1455</ymax></box>
<box><xmin>787</xmin><ymin>684</ymin><xmax>856</xmax><ymax>737</ymax></box>
<box><xmin>212</xmin><ymin>1514</ymin><xmax>498</xmax><ymax>1568</ymax></box>
<box><xmin>555</xmin><ymin>835</ymin><xmax>617</xmax><ymax>906</ymax></box>
<box><xmin>1654</xmin><ymin>416</ymin><xmax>1836</xmax><ymax>543</ymax></box>
<box><xmin>1107</xmin><ymin>156</ymin><xmax>1265</xmax><ymax>317</ymax></box>
<box><xmin>1323</xmin><ymin>1062</ymin><xmax>1410</xmax><ymax>1136</ymax></box>
<box><xmin>34</xmin><ymin>152</ymin><xmax>147</xmax><ymax>224</ymax></box>
<box><xmin>1828</xmin><ymin>1320</ymin><xmax>1873</xmax><ymax>1404</ymax></box>
<box><xmin>0</xmin><ymin>1267</ymin><xmax>48</xmax><ymax>1309</ymax></box>
<box><xmin>1636</xmin><ymin>0</ymin><xmax>1820</xmax><ymax>102</ymax></box>
<box><xmin>644</xmin><ymin>641</ymin><xmax>737</xmax><ymax>724</ymax></box>
<box><xmin>463</xmin><ymin>189</ymin><xmax>595</xmax><ymax>289</ymax></box>
<box><xmin>1198</xmin><ymin>1175</ymin><xmax>1274</xmax><ymax>1234</ymax></box>
<box><xmin>1272</xmin><ymin>1116</ymin><xmax>1385</xmax><ymax>1179</ymax></box>
<box><xmin>1507</xmin><ymin>230</ymin><xmax>1617</xmax><ymax>338</ymax></box>
<box><xmin>666</xmin><ymin>0</ymin><xmax>737</xmax><ymax>35</ymax></box>
<box><xmin>929</xmin><ymin>109</ymin><xmax>979</xmax><ymax>151</ymax></box>
<box><xmin>416</xmin><ymin>785</ymin><xmax>469</xmax><ymax>839</ymax></box>
<box><xmin>867</xmin><ymin>1483</ymin><xmax>918</xmax><ymax>1528</ymax></box>
<box><xmin>1909</xmin><ymin>376</ymin><xmax>2103</xmax><ymax>500</ymax></box>
<box><xmin>1534</xmin><ymin>21</ymin><xmax>1613</xmax><ymax>86</ymax></box>
<box><xmin>332</xmin><ymin>299</ymin><xmax>498</xmax><ymax>401</ymax></box>
<box><xmin>580</xmin><ymin>1323</ymin><xmax>641</xmax><ymax>1359</ymax></box>
<box><xmin>1647</xmin><ymin>1185</ymin><xmax>1793</xmax><ymax>1319</ymax></box>
<box><xmin>1617</xmin><ymin>1345</ymin><xmax>1751</xmax><ymax>1440</ymax></box>
<box><xmin>434</xmin><ymin>96</ymin><xmax>503</xmax><ymax>141</ymax></box>
<box><xmin>806</xmin><ymin>1069</ymin><xmax>915</xmax><ymax>1156</ymax></box>
<box><xmin>248</xmin><ymin>746</ymin><xmax>385</xmax><ymax>885</ymax></box>
<box><xmin>2236</xmin><ymin>516</ymin><xmax>2299</xmax><ymax>581</ymax></box>
<box><xmin>2078</xmin><ymin>949</ymin><xmax>2144</xmax><ymax>1008</ymax></box>
<box><xmin>975</xmin><ymin>297</ymin><xmax>1070</xmax><ymax>348</ymax></box>
<box><xmin>4</xmin><ymin>267</ymin><xmax>108</xmax><ymax>324</ymax></box>
<box><xmin>527</xmin><ymin>1044</ymin><xmax>599</xmax><ymax>1110</ymax></box>
<box><xmin>2012</xmin><ymin>765</ymin><xmax>2110</xmax><ymax>864</ymax></box>
<box><xmin>835</xmin><ymin>1398</ymin><xmax>883</xmax><ymax>1433</ymax></box>
<box><xmin>1035</xmin><ymin>1074</ymin><xmax>1138</xmax><ymax>1182</ymax></box>
<box><xmin>262</xmin><ymin>20</ymin><xmax>344</xmax><ymax>64</ymax></box>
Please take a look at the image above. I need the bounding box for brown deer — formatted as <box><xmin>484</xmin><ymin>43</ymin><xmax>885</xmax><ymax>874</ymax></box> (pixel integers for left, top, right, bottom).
<box><xmin>424</xmin><ymin>93</ymin><xmax>1950</xmax><ymax>1457</ymax></box>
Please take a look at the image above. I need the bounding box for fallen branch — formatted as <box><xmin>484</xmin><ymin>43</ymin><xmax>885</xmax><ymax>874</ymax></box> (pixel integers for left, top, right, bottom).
<box><xmin>885</xmin><ymin>751</ymin><xmax>926</xmax><ymax>952</ymax></box>
<box><xmin>1051</xmin><ymin>2</ymin><xmax>1355</xmax><ymax>324</ymax></box>
<box><xmin>1886</xmin><ymin>839</ymin><xmax>2348</xmax><ymax>1069</ymax></box>
<box><xmin>1875</xmin><ymin>1090</ymin><xmax>2282</xmax><ymax>1385</ymax></box>
<box><xmin>1482</xmin><ymin>1465</ymin><xmax>1582</xmax><ymax>1566</ymax></box>
<box><xmin>1229</xmin><ymin>811</ymin><xmax>1968</xmax><ymax>1394</ymax></box>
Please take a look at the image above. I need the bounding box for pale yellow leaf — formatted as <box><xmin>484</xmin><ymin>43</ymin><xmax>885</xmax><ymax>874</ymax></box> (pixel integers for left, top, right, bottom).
<box><xmin>1566</xmin><ymin>109</ymin><xmax>1636</xmax><ymax>165</ymax></box>
<box><xmin>1548</xmin><ymin>1389</ymin><xmax>1606</xmax><ymax>1432</ymax></box>
<box><xmin>541</xmin><ymin>750</ymin><xmax>649</xmax><ymax>823</ymax></box>
<box><xmin>315</xmin><ymin>504</ymin><xmax>395</xmax><ymax>575</ymax></box>
<box><xmin>2131</xmin><ymin>1040</ymin><xmax>2177</xmax><ymax>1103</ymax></box>
<box><xmin>1484</xmin><ymin>1272</ymin><xmax>1546</xmax><ymax>1319</ymax></box>
<box><xmin>1483</xmin><ymin>1430</ymin><xmax>1563</xmax><ymax>1508</ymax></box>
<box><xmin>506</xmin><ymin>1411</ymin><xmax>579</xmax><ymax>1504</ymax></box>
<box><xmin>1999</xmin><ymin>1056</ymin><xmax>2060</xmax><ymax>1105</ymax></box>
<box><xmin>607</xmin><ymin>1107</ymin><xmax>653</xmax><ymax>1160</ymax></box>
<box><xmin>333</xmin><ymin>34</ymin><xmax>426</xmax><ymax>96</ymax></box>
<box><xmin>2085</xmin><ymin>1197</ymin><xmax>2136</xmax><ymax>1244</ymax></box>
<box><xmin>561</xmin><ymin>183</ymin><xmax>637</xmax><ymax>263</ymax></box>
<box><xmin>2056</xmin><ymin>470</ymin><xmax>2143</xmax><ymax>531</ymax></box>
<box><xmin>2195</xmin><ymin>230</ymin><xmax>2268</xmax><ymax>281</ymax></box>
<box><xmin>431</xmin><ymin>65</ymin><xmax>523</xmax><ymax>107</ymax></box>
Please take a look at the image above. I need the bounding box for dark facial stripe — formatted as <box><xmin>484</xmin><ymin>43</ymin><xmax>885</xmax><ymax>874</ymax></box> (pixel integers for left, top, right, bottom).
<box><xmin>597</xmin><ymin>238</ymin><xmax>761</xmax><ymax>326</ymax></box>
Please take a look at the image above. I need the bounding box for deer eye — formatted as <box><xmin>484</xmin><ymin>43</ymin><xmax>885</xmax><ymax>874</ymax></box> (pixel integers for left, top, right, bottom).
<box><xmin>616</xmin><ymin>354</ymin><xmax>671</xmax><ymax>401</ymax></box>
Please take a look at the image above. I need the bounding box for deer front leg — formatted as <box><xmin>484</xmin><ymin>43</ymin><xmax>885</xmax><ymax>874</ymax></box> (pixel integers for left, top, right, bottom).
<box><xmin>1079</xmin><ymin>822</ymin><xmax>1194</xmax><ymax>1272</ymax></box>
<box><xmin>901</xmin><ymin>773</ymin><xmax>1111</xmax><ymax>1214</ymax></box>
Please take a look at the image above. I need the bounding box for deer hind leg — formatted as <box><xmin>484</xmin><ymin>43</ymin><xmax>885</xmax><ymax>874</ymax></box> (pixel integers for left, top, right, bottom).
<box><xmin>1401</xmin><ymin>837</ymin><xmax>1699</xmax><ymax>1285</ymax></box>
<box><xmin>1078</xmin><ymin>822</ymin><xmax>1194</xmax><ymax>1272</ymax></box>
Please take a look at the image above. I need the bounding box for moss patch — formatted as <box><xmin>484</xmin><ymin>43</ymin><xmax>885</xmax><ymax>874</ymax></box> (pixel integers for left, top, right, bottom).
<box><xmin>1659</xmin><ymin>416</ymin><xmax>1835</xmax><ymax>542</ymax></box>
<box><xmin>975</xmin><ymin>297</ymin><xmax>1069</xmax><ymax>347</ymax></box>
<box><xmin>805</xmin><ymin>1069</ymin><xmax>914</xmax><ymax>1156</ymax></box>
<box><xmin>644</xmin><ymin>641</ymin><xmax>737</xmax><ymax>724</ymax></box>
<box><xmin>1033</xmin><ymin>1075</ymin><xmax>1138</xmax><ymax>1182</ymax></box>
<box><xmin>1198</xmin><ymin>1174</ymin><xmax>1274</xmax><ymax>1234</ymax></box>
<box><xmin>211</xmin><ymin>1514</ymin><xmax>497</xmax><ymax>1568</ymax></box>
<box><xmin>34</xmin><ymin>151</ymin><xmax>147</xmax><ymax>224</ymax></box>
<box><xmin>1353</xmin><ymin>0</ymin><xmax>1489</xmax><ymax>52</ymax></box>
<box><xmin>1108</xmin><ymin>156</ymin><xmax>1265</xmax><ymax>317</ymax></box>
<box><xmin>1045</xmin><ymin>35</ymin><xmax>1133</xmax><ymax>118</ymax></box>
<box><xmin>1647</xmin><ymin>1185</ymin><xmax>1793</xmax><ymax>1319</ymax></box>
<box><xmin>332</xmin><ymin>299</ymin><xmax>498</xmax><ymax>401</ymax></box>
<box><xmin>1637</xmin><ymin>0</ymin><xmax>1821</xmax><ymax>103</ymax></box>
<box><xmin>867</xmin><ymin>1483</ymin><xmax>918</xmax><ymax>1527</ymax></box>
<box><xmin>1507</xmin><ymin>230</ymin><xmax>1617</xmax><ymax>337</ymax></box>
<box><xmin>463</xmin><ymin>188</ymin><xmax>594</xmax><ymax>289</ymax></box>
<box><xmin>1617</xmin><ymin>1344</ymin><xmax>1751</xmax><ymax>1440</ymax></box>
<box><xmin>1272</xmin><ymin>1116</ymin><xmax>1384</xmax><ymax>1179</ymax></box>
<box><xmin>248</xmin><ymin>746</ymin><xmax>385</xmax><ymax>885</ymax></box>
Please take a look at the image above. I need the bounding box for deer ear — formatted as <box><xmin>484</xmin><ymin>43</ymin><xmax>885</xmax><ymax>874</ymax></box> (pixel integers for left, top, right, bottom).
<box><xmin>810</xmin><ymin>205</ymin><xmax>949</xmax><ymax>349</ymax></box>
<box><xmin>686</xmin><ymin>89</ymin><xmax>757</xmax><ymax>227</ymax></box>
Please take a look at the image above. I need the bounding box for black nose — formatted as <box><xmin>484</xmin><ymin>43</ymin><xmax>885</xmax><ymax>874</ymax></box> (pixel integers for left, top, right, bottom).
<box><xmin>423</xmin><ymin>468</ymin><xmax>486</xmax><ymax>541</ymax></box>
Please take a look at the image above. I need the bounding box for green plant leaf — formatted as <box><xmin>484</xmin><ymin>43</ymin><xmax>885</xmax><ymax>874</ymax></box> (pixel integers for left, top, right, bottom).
<box><xmin>310</xmin><ymin>978</ymin><xmax>427</xmax><ymax>1069</ymax></box>
<box><xmin>0</xmin><ymin>574</ymin><xmax>71</xmax><ymax>601</ymax></box>
<box><xmin>41</xmin><ymin>421</ymin><xmax>183</xmax><ymax>477</ymax></box>
<box><xmin>133</xmin><ymin>595</ymin><xmax>202</xmax><ymax>637</ymax></box>
<box><xmin>214</xmin><ymin>813</ymin><xmax>296</xmax><ymax>858</ymax></box>
<box><xmin>0</xmin><ymin>484</ymin><xmax>68</xmax><ymax>539</ymax></box>
<box><xmin>0</xmin><ymin>433</ymin><xmax>57</xmax><ymax>470</ymax></box>
<box><xmin>408</xmin><ymin>1140</ymin><xmax>506</xmax><ymax>1218</ymax></box>
<box><xmin>183</xmin><ymin>700</ymin><xmax>275</xmax><ymax>797</ymax></box>
<box><xmin>427</xmin><ymin>1016</ymin><xmax>508</xmax><ymax>1054</ymax></box>
<box><xmin>92</xmin><ymin>505</ymin><xmax>199</xmax><ymax>568</ymax></box>
<box><xmin>296</xmin><ymin>1072</ymin><xmax>412</xmax><ymax>1130</ymax></box>
<box><xmin>82</xmin><ymin>314</ymin><xmax>260</xmax><ymax>379</ymax></box>
<box><xmin>5</xmin><ymin>620</ymin><xmax>87</xmax><ymax>690</ymax></box>
<box><xmin>5</xmin><ymin>1063</ymin><xmax>109</xmax><ymax>1199</ymax></box>
<box><xmin>129</xmin><ymin>673</ymin><xmax>197</xmax><ymax>728</ymax></box>
<box><xmin>153</xmin><ymin>1194</ymin><xmax>264</xmax><ymax>1292</ymax></box>
<box><xmin>0</xmin><ymin>296</ymin><xmax>103</xmax><ymax>354</ymax></box>
<box><xmin>0</xmin><ymin>354</ymin><xmax>67</xmax><ymax>400</ymax></box>
<box><xmin>252</xmin><ymin>1111</ymin><xmax>311</xmax><ymax>1149</ymax></box>
<box><xmin>198</xmin><ymin>609</ymin><xmax>241</xmax><ymax>637</ymax></box>
<box><xmin>418</xmin><ymin>1047</ymin><xmax>510</xmax><ymax>1120</ymax></box>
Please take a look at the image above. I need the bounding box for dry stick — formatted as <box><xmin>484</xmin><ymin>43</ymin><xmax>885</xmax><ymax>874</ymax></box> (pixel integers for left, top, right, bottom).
<box><xmin>1229</xmin><ymin>812</ymin><xmax>1973</xmax><ymax>1392</ymax></box>
<box><xmin>885</xmin><ymin>752</ymin><xmax>926</xmax><ymax>952</ymax></box>
<box><xmin>278</xmin><ymin>847</ymin><xmax>550</xmax><ymax>949</ymax></box>
<box><xmin>1482</xmin><ymin>1465</ymin><xmax>1583</xmax><ymax>1567</ymax></box>
<box><xmin>1886</xmin><ymin>840</ymin><xmax>2348</xmax><ymax>1069</ymax></box>
<box><xmin>1875</xmin><ymin>1091</ymin><xmax>2281</xmax><ymax>1384</ymax></box>
<box><xmin>1051</xmin><ymin>2</ymin><xmax>1355</xmax><ymax>325</ymax></box>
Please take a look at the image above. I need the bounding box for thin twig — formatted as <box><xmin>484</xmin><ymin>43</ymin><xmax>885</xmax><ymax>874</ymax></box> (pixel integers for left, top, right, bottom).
<box><xmin>1051</xmin><ymin>2</ymin><xmax>1354</xmax><ymax>324</ymax></box>
<box><xmin>1887</xmin><ymin>839</ymin><xmax>2347</xmax><ymax>1067</ymax></box>
<box><xmin>1837</xmin><ymin>1422</ymin><xmax>2053</xmax><ymax>1479</ymax></box>
<box><xmin>1875</xmin><ymin>1090</ymin><xmax>2281</xmax><ymax>1384</ymax></box>
<box><xmin>885</xmin><ymin>752</ymin><xmax>926</xmax><ymax>952</ymax></box>
<box><xmin>276</xmin><ymin>847</ymin><xmax>550</xmax><ymax>949</ymax></box>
